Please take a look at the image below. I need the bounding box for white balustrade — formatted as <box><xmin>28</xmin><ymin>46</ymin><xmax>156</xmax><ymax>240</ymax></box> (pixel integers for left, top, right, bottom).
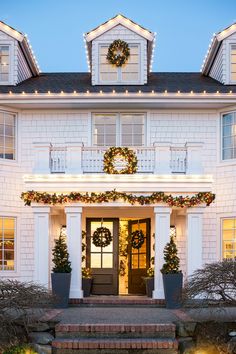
<box><xmin>34</xmin><ymin>143</ymin><xmax>201</xmax><ymax>175</ymax></box>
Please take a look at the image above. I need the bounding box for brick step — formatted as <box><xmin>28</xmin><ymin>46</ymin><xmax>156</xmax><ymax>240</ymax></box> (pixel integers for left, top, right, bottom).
<box><xmin>69</xmin><ymin>298</ymin><xmax>165</xmax><ymax>306</ymax></box>
<box><xmin>52</xmin><ymin>338</ymin><xmax>178</xmax><ymax>353</ymax></box>
<box><xmin>55</xmin><ymin>323</ymin><xmax>176</xmax><ymax>339</ymax></box>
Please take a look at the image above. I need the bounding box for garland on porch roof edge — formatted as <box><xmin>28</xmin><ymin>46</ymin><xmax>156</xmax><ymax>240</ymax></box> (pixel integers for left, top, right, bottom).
<box><xmin>21</xmin><ymin>190</ymin><xmax>215</xmax><ymax>208</ymax></box>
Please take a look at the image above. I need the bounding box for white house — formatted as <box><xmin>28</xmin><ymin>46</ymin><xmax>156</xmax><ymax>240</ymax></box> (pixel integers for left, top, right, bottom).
<box><xmin>0</xmin><ymin>14</ymin><xmax>235</xmax><ymax>300</ymax></box>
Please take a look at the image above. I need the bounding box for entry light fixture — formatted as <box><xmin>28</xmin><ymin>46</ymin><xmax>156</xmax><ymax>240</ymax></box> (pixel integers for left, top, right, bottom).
<box><xmin>60</xmin><ymin>225</ymin><xmax>67</xmax><ymax>238</ymax></box>
<box><xmin>170</xmin><ymin>225</ymin><xmax>176</xmax><ymax>239</ymax></box>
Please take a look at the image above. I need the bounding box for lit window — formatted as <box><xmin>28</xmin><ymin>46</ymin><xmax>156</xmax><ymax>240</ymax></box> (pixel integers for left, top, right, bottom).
<box><xmin>0</xmin><ymin>217</ymin><xmax>15</xmax><ymax>271</ymax></box>
<box><xmin>222</xmin><ymin>112</ymin><xmax>236</xmax><ymax>160</ymax></box>
<box><xmin>0</xmin><ymin>112</ymin><xmax>16</xmax><ymax>160</ymax></box>
<box><xmin>0</xmin><ymin>46</ymin><xmax>9</xmax><ymax>82</ymax></box>
<box><xmin>99</xmin><ymin>44</ymin><xmax>140</xmax><ymax>83</ymax></box>
<box><xmin>93</xmin><ymin>113</ymin><xmax>145</xmax><ymax>146</ymax></box>
<box><xmin>230</xmin><ymin>45</ymin><xmax>236</xmax><ymax>82</ymax></box>
<box><xmin>222</xmin><ymin>218</ymin><xmax>236</xmax><ymax>260</ymax></box>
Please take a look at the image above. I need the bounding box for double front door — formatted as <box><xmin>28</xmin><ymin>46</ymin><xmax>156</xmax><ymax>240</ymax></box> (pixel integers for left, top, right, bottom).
<box><xmin>86</xmin><ymin>218</ymin><xmax>150</xmax><ymax>295</ymax></box>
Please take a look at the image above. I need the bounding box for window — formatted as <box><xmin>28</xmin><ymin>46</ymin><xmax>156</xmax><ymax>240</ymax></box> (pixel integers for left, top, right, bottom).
<box><xmin>0</xmin><ymin>112</ymin><xmax>16</xmax><ymax>160</ymax></box>
<box><xmin>93</xmin><ymin>113</ymin><xmax>145</xmax><ymax>146</ymax></box>
<box><xmin>99</xmin><ymin>44</ymin><xmax>140</xmax><ymax>83</ymax></box>
<box><xmin>230</xmin><ymin>45</ymin><xmax>236</xmax><ymax>82</ymax></box>
<box><xmin>0</xmin><ymin>217</ymin><xmax>15</xmax><ymax>271</ymax></box>
<box><xmin>222</xmin><ymin>218</ymin><xmax>236</xmax><ymax>260</ymax></box>
<box><xmin>0</xmin><ymin>46</ymin><xmax>9</xmax><ymax>82</ymax></box>
<box><xmin>222</xmin><ymin>112</ymin><xmax>236</xmax><ymax>160</ymax></box>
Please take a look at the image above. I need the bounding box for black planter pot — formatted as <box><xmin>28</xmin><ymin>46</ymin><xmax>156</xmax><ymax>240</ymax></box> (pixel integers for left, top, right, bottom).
<box><xmin>162</xmin><ymin>273</ymin><xmax>183</xmax><ymax>309</ymax></box>
<box><xmin>144</xmin><ymin>277</ymin><xmax>154</xmax><ymax>298</ymax></box>
<box><xmin>82</xmin><ymin>277</ymin><xmax>93</xmax><ymax>297</ymax></box>
<box><xmin>51</xmin><ymin>273</ymin><xmax>71</xmax><ymax>308</ymax></box>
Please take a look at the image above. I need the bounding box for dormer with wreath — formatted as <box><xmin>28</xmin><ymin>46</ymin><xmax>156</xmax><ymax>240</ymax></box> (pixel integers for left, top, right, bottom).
<box><xmin>85</xmin><ymin>14</ymin><xmax>155</xmax><ymax>85</ymax></box>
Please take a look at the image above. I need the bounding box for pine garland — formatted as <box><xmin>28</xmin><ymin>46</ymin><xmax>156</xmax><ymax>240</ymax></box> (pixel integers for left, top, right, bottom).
<box><xmin>21</xmin><ymin>189</ymin><xmax>215</xmax><ymax>208</ymax></box>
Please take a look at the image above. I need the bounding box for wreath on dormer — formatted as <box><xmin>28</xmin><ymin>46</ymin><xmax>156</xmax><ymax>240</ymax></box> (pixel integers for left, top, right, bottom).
<box><xmin>106</xmin><ymin>39</ymin><xmax>130</xmax><ymax>67</ymax></box>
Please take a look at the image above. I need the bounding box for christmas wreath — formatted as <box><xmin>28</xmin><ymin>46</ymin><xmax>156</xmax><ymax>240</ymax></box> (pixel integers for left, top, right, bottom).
<box><xmin>92</xmin><ymin>227</ymin><xmax>112</xmax><ymax>248</ymax></box>
<box><xmin>106</xmin><ymin>39</ymin><xmax>130</xmax><ymax>67</ymax></box>
<box><xmin>131</xmin><ymin>230</ymin><xmax>145</xmax><ymax>249</ymax></box>
<box><xmin>103</xmin><ymin>147</ymin><xmax>138</xmax><ymax>174</ymax></box>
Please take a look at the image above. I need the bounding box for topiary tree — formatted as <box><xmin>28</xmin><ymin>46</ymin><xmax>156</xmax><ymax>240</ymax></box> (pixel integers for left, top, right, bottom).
<box><xmin>161</xmin><ymin>236</ymin><xmax>181</xmax><ymax>274</ymax></box>
<box><xmin>52</xmin><ymin>233</ymin><xmax>72</xmax><ymax>273</ymax></box>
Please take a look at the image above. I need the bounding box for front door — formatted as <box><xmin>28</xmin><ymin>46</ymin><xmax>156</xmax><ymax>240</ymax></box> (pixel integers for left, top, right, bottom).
<box><xmin>86</xmin><ymin>218</ymin><xmax>119</xmax><ymax>295</ymax></box>
<box><xmin>128</xmin><ymin>219</ymin><xmax>150</xmax><ymax>294</ymax></box>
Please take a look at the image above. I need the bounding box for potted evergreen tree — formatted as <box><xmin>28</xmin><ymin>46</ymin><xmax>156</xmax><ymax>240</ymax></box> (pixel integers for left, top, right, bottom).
<box><xmin>82</xmin><ymin>267</ymin><xmax>93</xmax><ymax>297</ymax></box>
<box><xmin>51</xmin><ymin>229</ymin><xmax>72</xmax><ymax>308</ymax></box>
<box><xmin>161</xmin><ymin>236</ymin><xmax>183</xmax><ymax>309</ymax></box>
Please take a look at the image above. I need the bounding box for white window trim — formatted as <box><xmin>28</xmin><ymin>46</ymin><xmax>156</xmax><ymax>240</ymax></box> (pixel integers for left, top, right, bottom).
<box><xmin>0</xmin><ymin>41</ymin><xmax>14</xmax><ymax>85</ymax></box>
<box><xmin>220</xmin><ymin>216</ymin><xmax>236</xmax><ymax>261</ymax></box>
<box><xmin>0</xmin><ymin>214</ymin><xmax>20</xmax><ymax>276</ymax></box>
<box><xmin>220</xmin><ymin>110</ymin><xmax>236</xmax><ymax>163</ymax></box>
<box><xmin>0</xmin><ymin>110</ymin><xmax>18</xmax><ymax>164</ymax></box>
<box><xmin>96</xmin><ymin>41</ymin><xmax>143</xmax><ymax>85</ymax></box>
<box><xmin>92</xmin><ymin>112</ymin><xmax>147</xmax><ymax>147</ymax></box>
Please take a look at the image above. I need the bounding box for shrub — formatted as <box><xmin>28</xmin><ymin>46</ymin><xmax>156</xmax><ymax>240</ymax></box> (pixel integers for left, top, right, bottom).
<box><xmin>183</xmin><ymin>260</ymin><xmax>236</xmax><ymax>305</ymax></box>
<box><xmin>52</xmin><ymin>233</ymin><xmax>72</xmax><ymax>273</ymax></box>
<box><xmin>0</xmin><ymin>279</ymin><xmax>54</xmax><ymax>350</ymax></box>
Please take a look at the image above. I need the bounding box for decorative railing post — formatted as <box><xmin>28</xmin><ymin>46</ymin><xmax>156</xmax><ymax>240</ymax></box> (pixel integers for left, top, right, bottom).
<box><xmin>33</xmin><ymin>142</ymin><xmax>51</xmax><ymax>174</ymax></box>
<box><xmin>65</xmin><ymin>142</ymin><xmax>83</xmax><ymax>174</ymax></box>
<box><xmin>154</xmin><ymin>142</ymin><xmax>171</xmax><ymax>174</ymax></box>
<box><xmin>186</xmin><ymin>142</ymin><xmax>203</xmax><ymax>174</ymax></box>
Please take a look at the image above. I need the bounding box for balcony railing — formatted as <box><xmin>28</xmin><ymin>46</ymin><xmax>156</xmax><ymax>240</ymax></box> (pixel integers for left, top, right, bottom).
<box><xmin>33</xmin><ymin>142</ymin><xmax>203</xmax><ymax>175</ymax></box>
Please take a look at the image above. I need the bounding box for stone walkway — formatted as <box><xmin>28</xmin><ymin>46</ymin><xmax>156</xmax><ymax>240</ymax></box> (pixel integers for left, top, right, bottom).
<box><xmin>51</xmin><ymin>306</ymin><xmax>236</xmax><ymax>324</ymax></box>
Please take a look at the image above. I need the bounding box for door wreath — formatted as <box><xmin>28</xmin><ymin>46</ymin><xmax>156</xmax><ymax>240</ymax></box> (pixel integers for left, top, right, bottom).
<box><xmin>106</xmin><ymin>39</ymin><xmax>130</xmax><ymax>67</ymax></box>
<box><xmin>131</xmin><ymin>230</ymin><xmax>145</xmax><ymax>249</ymax></box>
<box><xmin>92</xmin><ymin>226</ymin><xmax>112</xmax><ymax>248</ymax></box>
<box><xmin>103</xmin><ymin>147</ymin><xmax>138</xmax><ymax>174</ymax></box>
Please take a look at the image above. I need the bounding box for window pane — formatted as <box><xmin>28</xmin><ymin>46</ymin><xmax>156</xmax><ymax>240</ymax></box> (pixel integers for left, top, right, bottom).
<box><xmin>93</xmin><ymin>115</ymin><xmax>116</xmax><ymax>146</ymax></box>
<box><xmin>91</xmin><ymin>253</ymin><xmax>101</xmax><ymax>268</ymax></box>
<box><xmin>0</xmin><ymin>217</ymin><xmax>15</xmax><ymax>271</ymax></box>
<box><xmin>222</xmin><ymin>218</ymin><xmax>236</xmax><ymax>260</ymax></box>
<box><xmin>132</xmin><ymin>255</ymin><xmax>139</xmax><ymax>269</ymax></box>
<box><xmin>223</xmin><ymin>149</ymin><xmax>233</xmax><ymax>160</ymax></box>
<box><xmin>0</xmin><ymin>46</ymin><xmax>9</xmax><ymax>82</ymax></box>
<box><xmin>102</xmin><ymin>253</ymin><xmax>113</xmax><ymax>268</ymax></box>
<box><xmin>223</xmin><ymin>114</ymin><xmax>233</xmax><ymax>125</ymax></box>
<box><xmin>0</xmin><ymin>113</ymin><xmax>15</xmax><ymax>160</ymax></box>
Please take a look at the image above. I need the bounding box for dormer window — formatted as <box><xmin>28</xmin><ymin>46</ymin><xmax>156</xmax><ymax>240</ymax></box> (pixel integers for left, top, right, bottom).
<box><xmin>99</xmin><ymin>43</ymin><xmax>140</xmax><ymax>84</ymax></box>
<box><xmin>0</xmin><ymin>46</ymin><xmax>9</xmax><ymax>83</ymax></box>
<box><xmin>230</xmin><ymin>45</ymin><xmax>236</xmax><ymax>82</ymax></box>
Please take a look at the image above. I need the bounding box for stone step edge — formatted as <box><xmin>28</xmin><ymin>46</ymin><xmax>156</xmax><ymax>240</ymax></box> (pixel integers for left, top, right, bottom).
<box><xmin>70</xmin><ymin>299</ymin><xmax>165</xmax><ymax>305</ymax></box>
<box><xmin>52</xmin><ymin>338</ymin><xmax>178</xmax><ymax>350</ymax></box>
<box><xmin>56</xmin><ymin>323</ymin><xmax>176</xmax><ymax>334</ymax></box>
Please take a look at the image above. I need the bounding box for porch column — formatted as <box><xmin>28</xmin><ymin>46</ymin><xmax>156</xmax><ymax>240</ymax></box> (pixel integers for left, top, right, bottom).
<box><xmin>153</xmin><ymin>206</ymin><xmax>171</xmax><ymax>299</ymax></box>
<box><xmin>32</xmin><ymin>206</ymin><xmax>50</xmax><ymax>288</ymax></box>
<box><xmin>186</xmin><ymin>206</ymin><xmax>205</xmax><ymax>276</ymax></box>
<box><xmin>154</xmin><ymin>142</ymin><xmax>171</xmax><ymax>174</ymax></box>
<box><xmin>65</xmin><ymin>205</ymin><xmax>83</xmax><ymax>298</ymax></box>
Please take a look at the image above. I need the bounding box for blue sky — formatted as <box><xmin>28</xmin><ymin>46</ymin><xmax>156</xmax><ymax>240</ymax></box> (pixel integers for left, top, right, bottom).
<box><xmin>2</xmin><ymin>0</ymin><xmax>236</xmax><ymax>72</ymax></box>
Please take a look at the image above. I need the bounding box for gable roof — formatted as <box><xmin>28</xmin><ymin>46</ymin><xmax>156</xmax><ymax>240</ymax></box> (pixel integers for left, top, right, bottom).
<box><xmin>0</xmin><ymin>20</ymin><xmax>40</xmax><ymax>76</ymax></box>
<box><xmin>85</xmin><ymin>14</ymin><xmax>154</xmax><ymax>42</ymax></box>
<box><xmin>202</xmin><ymin>22</ymin><xmax>236</xmax><ymax>75</ymax></box>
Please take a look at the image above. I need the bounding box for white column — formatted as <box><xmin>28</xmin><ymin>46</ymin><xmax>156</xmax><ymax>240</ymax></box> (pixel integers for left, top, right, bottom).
<box><xmin>186</xmin><ymin>207</ymin><xmax>205</xmax><ymax>276</ymax></box>
<box><xmin>186</xmin><ymin>142</ymin><xmax>203</xmax><ymax>174</ymax></box>
<box><xmin>32</xmin><ymin>206</ymin><xmax>50</xmax><ymax>288</ymax></box>
<box><xmin>153</xmin><ymin>206</ymin><xmax>171</xmax><ymax>299</ymax></box>
<box><xmin>65</xmin><ymin>142</ymin><xmax>83</xmax><ymax>174</ymax></box>
<box><xmin>33</xmin><ymin>142</ymin><xmax>51</xmax><ymax>174</ymax></box>
<box><xmin>65</xmin><ymin>206</ymin><xmax>83</xmax><ymax>298</ymax></box>
<box><xmin>154</xmin><ymin>142</ymin><xmax>172</xmax><ymax>174</ymax></box>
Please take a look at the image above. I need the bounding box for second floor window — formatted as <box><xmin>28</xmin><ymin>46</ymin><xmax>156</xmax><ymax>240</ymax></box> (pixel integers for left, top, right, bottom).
<box><xmin>230</xmin><ymin>45</ymin><xmax>236</xmax><ymax>82</ymax></box>
<box><xmin>0</xmin><ymin>112</ymin><xmax>16</xmax><ymax>160</ymax></box>
<box><xmin>93</xmin><ymin>113</ymin><xmax>145</xmax><ymax>146</ymax></box>
<box><xmin>0</xmin><ymin>46</ymin><xmax>9</xmax><ymax>82</ymax></box>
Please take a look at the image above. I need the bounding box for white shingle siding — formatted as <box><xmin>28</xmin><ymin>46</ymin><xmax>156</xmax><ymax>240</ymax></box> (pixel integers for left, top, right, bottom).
<box><xmin>209</xmin><ymin>43</ymin><xmax>225</xmax><ymax>83</ymax></box>
<box><xmin>1</xmin><ymin>109</ymin><xmax>234</xmax><ymax>281</ymax></box>
<box><xmin>91</xmin><ymin>24</ymin><xmax>147</xmax><ymax>85</ymax></box>
<box><xmin>16</xmin><ymin>43</ymin><xmax>32</xmax><ymax>84</ymax></box>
